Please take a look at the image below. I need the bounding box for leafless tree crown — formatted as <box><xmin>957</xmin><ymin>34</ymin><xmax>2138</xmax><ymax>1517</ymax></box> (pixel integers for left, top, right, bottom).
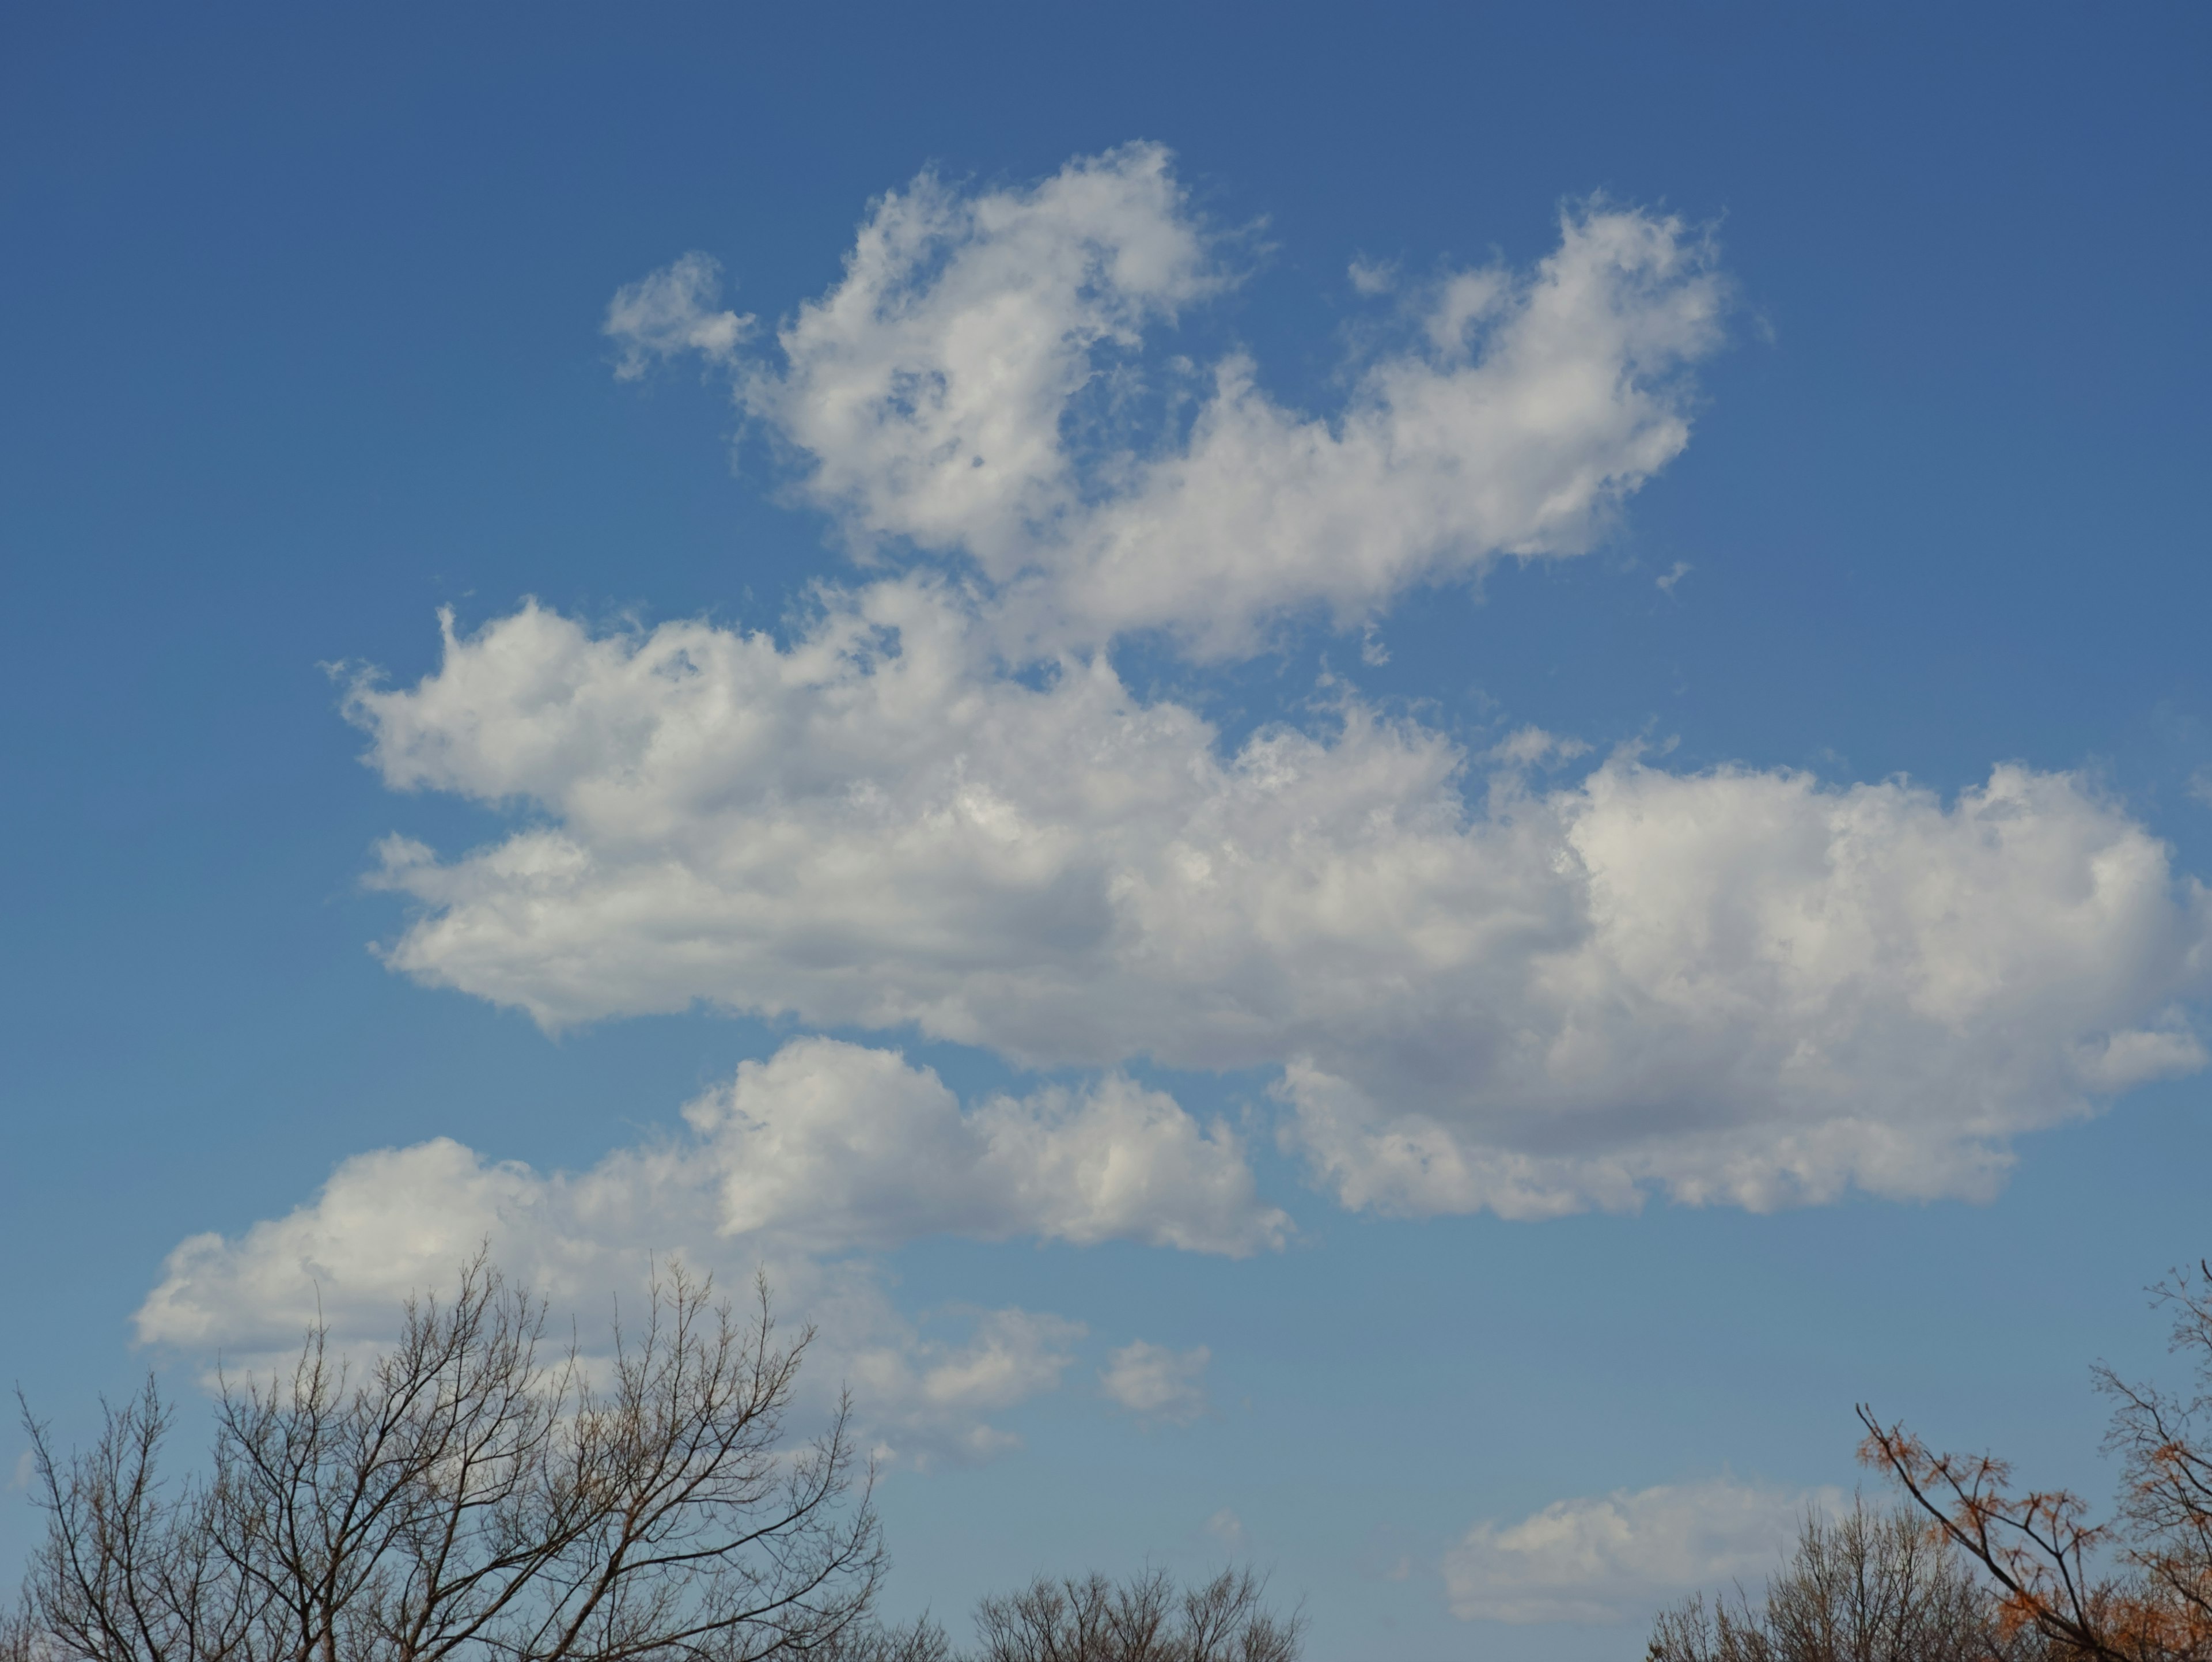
<box><xmin>813</xmin><ymin>1569</ymin><xmax>1301</xmax><ymax>1662</ymax></box>
<box><xmin>12</xmin><ymin>1259</ymin><xmax>881</xmax><ymax>1662</ymax></box>
<box><xmin>969</xmin><ymin>1568</ymin><xmax>1299</xmax><ymax>1662</ymax></box>
<box><xmin>1647</xmin><ymin>1500</ymin><xmax>2033</xmax><ymax>1662</ymax></box>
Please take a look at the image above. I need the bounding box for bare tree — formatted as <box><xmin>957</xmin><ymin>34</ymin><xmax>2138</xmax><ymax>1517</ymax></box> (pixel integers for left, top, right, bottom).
<box><xmin>1647</xmin><ymin>1500</ymin><xmax>2028</xmax><ymax>1662</ymax></box>
<box><xmin>809</xmin><ymin>1614</ymin><xmax>951</xmax><ymax>1662</ymax></box>
<box><xmin>14</xmin><ymin>1258</ymin><xmax>882</xmax><ymax>1662</ymax></box>
<box><xmin>968</xmin><ymin>1568</ymin><xmax>1299</xmax><ymax>1662</ymax></box>
<box><xmin>819</xmin><ymin>1568</ymin><xmax>1300</xmax><ymax>1662</ymax></box>
<box><xmin>1859</xmin><ymin>1262</ymin><xmax>2212</xmax><ymax>1662</ymax></box>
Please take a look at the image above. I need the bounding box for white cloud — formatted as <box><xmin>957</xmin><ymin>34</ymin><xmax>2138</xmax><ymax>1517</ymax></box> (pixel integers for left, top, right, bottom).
<box><xmin>1347</xmin><ymin>257</ymin><xmax>1396</xmax><ymax>296</ymax></box>
<box><xmin>1444</xmin><ymin>1477</ymin><xmax>1846</xmax><ymax>1625</ymax></box>
<box><xmin>854</xmin><ymin>1307</ymin><xmax>1086</xmax><ymax>1467</ymax></box>
<box><xmin>1488</xmin><ymin>725</ymin><xmax>1590</xmax><ymax>767</ymax></box>
<box><xmin>632</xmin><ymin>145</ymin><xmax>1726</xmax><ymax>657</ymax></box>
<box><xmin>1206</xmin><ymin>1508</ymin><xmax>1247</xmax><ymax>1550</ymax></box>
<box><xmin>133</xmin><ymin>1035</ymin><xmax>1275</xmax><ymax>1462</ymax></box>
<box><xmin>350</xmin><ymin>588</ymin><xmax>2212</xmax><ymax>1216</ymax></box>
<box><xmin>140</xmin><ymin>145</ymin><xmax>2212</xmax><ymax>1482</ymax></box>
<box><xmin>914</xmin><ymin>1309</ymin><xmax>1084</xmax><ymax>1413</ymax></box>
<box><xmin>605</xmin><ymin>252</ymin><xmax>753</xmax><ymax>380</ymax></box>
<box><xmin>730</xmin><ymin>144</ymin><xmax>1225</xmax><ymax>599</ymax></box>
<box><xmin>688</xmin><ymin>1037</ymin><xmax>1286</xmax><ymax>1255</ymax></box>
<box><xmin>1099</xmin><ymin>1340</ymin><xmax>1210</xmax><ymax>1424</ymax></box>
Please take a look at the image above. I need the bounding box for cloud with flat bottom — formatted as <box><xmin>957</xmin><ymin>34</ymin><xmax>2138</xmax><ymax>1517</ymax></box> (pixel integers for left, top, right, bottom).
<box><xmin>354</xmin><ymin>586</ymin><xmax>2210</xmax><ymax>1216</ymax></box>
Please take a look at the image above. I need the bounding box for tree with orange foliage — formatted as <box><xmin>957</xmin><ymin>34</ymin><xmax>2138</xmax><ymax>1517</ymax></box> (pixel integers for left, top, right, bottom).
<box><xmin>1858</xmin><ymin>1262</ymin><xmax>2212</xmax><ymax>1662</ymax></box>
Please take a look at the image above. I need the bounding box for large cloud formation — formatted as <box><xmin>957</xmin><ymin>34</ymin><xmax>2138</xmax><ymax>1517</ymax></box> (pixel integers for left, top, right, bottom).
<box><xmin>145</xmin><ymin>144</ymin><xmax>2212</xmax><ymax>1410</ymax></box>
<box><xmin>355</xmin><ymin>581</ymin><xmax>2211</xmax><ymax>1216</ymax></box>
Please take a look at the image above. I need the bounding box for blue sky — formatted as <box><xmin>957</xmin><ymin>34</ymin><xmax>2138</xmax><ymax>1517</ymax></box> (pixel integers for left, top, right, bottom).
<box><xmin>4</xmin><ymin>5</ymin><xmax>2210</xmax><ymax>1659</ymax></box>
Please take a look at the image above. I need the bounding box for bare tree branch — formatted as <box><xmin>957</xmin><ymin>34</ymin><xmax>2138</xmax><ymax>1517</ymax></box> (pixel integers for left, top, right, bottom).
<box><xmin>13</xmin><ymin>1259</ymin><xmax>881</xmax><ymax>1662</ymax></box>
<box><xmin>1856</xmin><ymin>1262</ymin><xmax>2212</xmax><ymax>1662</ymax></box>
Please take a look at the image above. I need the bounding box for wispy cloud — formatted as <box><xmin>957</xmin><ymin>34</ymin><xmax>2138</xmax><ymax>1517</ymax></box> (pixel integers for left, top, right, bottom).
<box><xmin>604</xmin><ymin>252</ymin><xmax>753</xmax><ymax>380</ymax></box>
<box><xmin>1347</xmin><ymin>256</ymin><xmax>1397</xmax><ymax>296</ymax></box>
<box><xmin>1100</xmin><ymin>1340</ymin><xmax>1211</xmax><ymax>1425</ymax></box>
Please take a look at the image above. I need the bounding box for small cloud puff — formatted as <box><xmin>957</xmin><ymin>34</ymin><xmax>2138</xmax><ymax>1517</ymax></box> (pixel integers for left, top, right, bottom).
<box><xmin>1487</xmin><ymin>725</ymin><xmax>1593</xmax><ymax>767</ymax></box>
<box><xmin>1100</xmin><ymin>1340</ymin><xmax>1211</xmax><ymax>1425</ymax></box>
<box><xmin>1347</xmin><ymin>257</ymin><xmax>1397</xmax><ymax>296</ymax></box>
<box><xmin>605</xmin><ymin>252</ymin><xmax>753</xmax><ymax>380</ymax></box>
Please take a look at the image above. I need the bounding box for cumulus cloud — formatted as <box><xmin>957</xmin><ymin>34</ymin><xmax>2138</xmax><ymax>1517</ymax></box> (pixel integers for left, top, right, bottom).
<box><xmin>605</xmin><ymin>252</ymin><xmax>753</xmax><ymax>380</ymax></box>
<box><xmin>1444</xmin><ymin>1477</ymin><xmax>1846</xmax><ymax>1625</ymax></box>
<box><xmin>141</xmin><ymin>143</ymin><xmax>2212</xmax><ymax>1486</ymax></box>
<box><xmin>689</xmin><ymin>1038</ymin><xmax>1285</xmax><ymax>1255</ymax></box>
<box><xmin>135</xmin><ymin>1035</ymin><xmax>1277</xmax><ymax>1462</ymax></box>
<box><xmin>350</xmin><ymin>587</ymin><xmax>2212</xmax><ymax>1216</ymax></box>
<box><xmin>132</xmin><ymin>1150</ymin><xmax>1064</xmax><ymax>1469</ymax></box>
<box><xmin>1099</xmin><ymin>1340</ymin><xmax>1210</xmax><ymax>1424</ymax></box>
<box><xmin>627</xmin><ymin>143</ymin><xmax>1726</xmax><ymax>656</ymax></box>
<box><xmin>730</xmin><ymin>145</ymin><xmax>1224</xmax><ymax>596</ymax></box>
